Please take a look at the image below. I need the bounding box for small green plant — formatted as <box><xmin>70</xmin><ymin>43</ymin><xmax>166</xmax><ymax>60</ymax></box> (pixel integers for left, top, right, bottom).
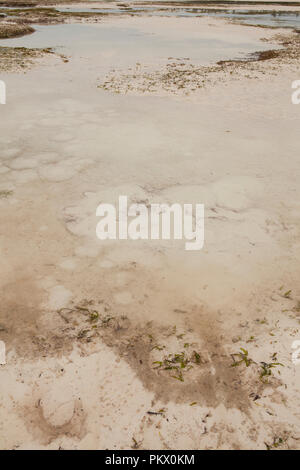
<box><xmin>151</xmin><ymin>345</ymin><xmax>165</xmax><ymax>351</ymax></box>
<box><xmin>153</xmin><ymin>349</ymin><xmax>203</xmax><ymax>382</ymax></box>
<box><xmin>231</xmin><ymin>348</ymin><xmax>254</xmax><ymax>367</ymax></box>
<box><xmin>193</xmin><ymin>351</ymin><xmax>202</xmax><ymax>364</ymax></box>
<box><xmin>265</xmin><ymin>435</ymin><xmax>287</xmax><ymax>450</ymax></box>
<box><xmin>89</xmin><ymin>311</ymin><xmax>99</xmax><ymax>322</ymax></box>
<box><xmin>172</xmin><ymin>370</ymin><xmax>184</xmax><ymax>382</ymax></box>
<box><xmin>259</xmin><ymin>353</ymin><xmax>284</xmax><ymax>382</ymax></box>
<box><xmin>283</xmin><ymin>290</ymin><xmax>292</xmax><ymax>299</ymax></box>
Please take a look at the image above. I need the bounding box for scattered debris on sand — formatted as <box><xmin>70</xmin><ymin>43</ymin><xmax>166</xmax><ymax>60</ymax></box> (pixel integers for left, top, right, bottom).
<box><xmin>0</xmin><ymin>6</ymin><xmax>110</xmax><ymax>25</ymax></box>
<box><xmin>0</xmin><ymin>21</ymin><xmax>34</xmax><ymax>38</ymax></box>
<box><xmin>98</xmin><ymin>30</ymin><xmax>300</xmax><ymax>96</ymax></box>
<box><xmin>0</xmin><ymin>45</ymin><xmax>56</xmax><ymax>71</ymax></box>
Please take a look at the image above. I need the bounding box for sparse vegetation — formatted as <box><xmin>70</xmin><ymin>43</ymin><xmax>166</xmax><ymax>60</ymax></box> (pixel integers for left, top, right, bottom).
<box><xmin>153</xmin><ymin>349</ymin><xmax>205</xmax><ymax>382</ymax></box>
<box><xmin>0</xmin><ymin>45</ymin><xmax>54</xmax><ymax>72</ymax></box>
<box><xmin>0</xmin><ymin>190</ymin><xmax>13</xmax><ymax>198</ymax></box>
<box><xmin>231</xmin><ymin>348</ymin><xmax>254</xmax><ymax>368</ymax></box>
<box><xmin>259</xmin><ymin>353</ymin><xmax>284</xmax><ymax>383</ymax></box>
<box><xmin>283</xmin><ymin>289</ymin><xmax>292</xmax><ymax>299</ymax></box>
<box><xmin>265</xmin><ymin>434</ymin><xmax>288</xmax><ymax>450</ymax></box>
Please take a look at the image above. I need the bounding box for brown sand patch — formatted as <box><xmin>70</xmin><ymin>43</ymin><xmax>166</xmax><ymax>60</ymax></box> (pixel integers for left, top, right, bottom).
<box><xmin>10</xmin><ymin>294</ymin><xmax>285</xmax><ymax>415</ymax></box>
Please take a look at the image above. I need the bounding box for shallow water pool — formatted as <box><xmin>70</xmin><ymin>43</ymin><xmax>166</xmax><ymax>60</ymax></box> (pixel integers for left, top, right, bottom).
<box><xmin>1</xmin><ymin>20</ymin><xmax>281</xmax><ymax>68</ymax></box>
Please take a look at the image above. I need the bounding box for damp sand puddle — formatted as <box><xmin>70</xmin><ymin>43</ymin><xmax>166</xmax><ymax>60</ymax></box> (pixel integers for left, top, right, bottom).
<box><xmin>1</xmin><ymin>19</ymin><xmax>283</xmax><ymax>67</ymax></box>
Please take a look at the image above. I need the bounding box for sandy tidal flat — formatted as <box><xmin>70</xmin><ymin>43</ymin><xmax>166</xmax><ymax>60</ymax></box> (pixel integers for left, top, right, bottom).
<box><xmin>0</xmin><ymin>4</ymin><xmax>300</xmax><ymax>450</ymax></box>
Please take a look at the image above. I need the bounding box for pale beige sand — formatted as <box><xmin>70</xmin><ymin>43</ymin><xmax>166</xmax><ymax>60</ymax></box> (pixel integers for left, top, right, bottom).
<box><xmin>0</xmin><ymin>12</ymin><xmax>300</xmax><ymax>450</ymax></box>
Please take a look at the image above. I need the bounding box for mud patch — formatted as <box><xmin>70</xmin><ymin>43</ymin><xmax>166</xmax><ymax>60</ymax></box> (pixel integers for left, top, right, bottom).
<box><xmin>23</xmin><ymin>297</ymin><xmax>285</xmax><ymax>414</ymax></box>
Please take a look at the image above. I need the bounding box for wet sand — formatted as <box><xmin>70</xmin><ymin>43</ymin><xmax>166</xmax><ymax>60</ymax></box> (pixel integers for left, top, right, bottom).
<box><xmin>0</xmin><ymin>2</ymin><xmax>300</xmax><ymax>450</ymax></box>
